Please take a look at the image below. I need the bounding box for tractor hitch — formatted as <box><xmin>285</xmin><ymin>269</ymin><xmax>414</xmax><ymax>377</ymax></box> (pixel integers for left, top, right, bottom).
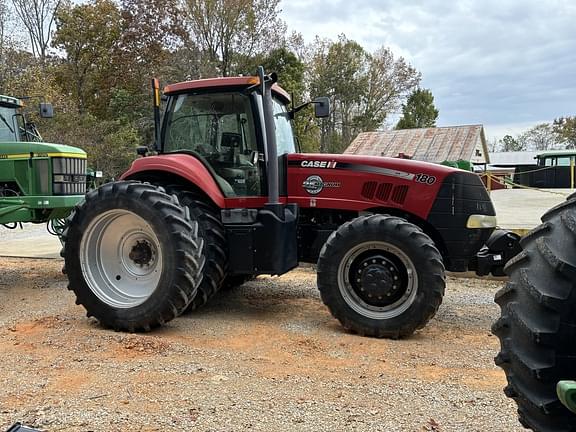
<box><xmin>471</xmin><ymin>229</ymin><xmax>521</xmax><ymax>277</ymax></box>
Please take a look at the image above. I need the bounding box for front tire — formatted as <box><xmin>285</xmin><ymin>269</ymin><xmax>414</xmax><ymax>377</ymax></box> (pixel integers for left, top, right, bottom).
<box><xmin>63</xmin><ymin>181</ymin><xmax>205</xmax><ymax>332</ymax></box>
<box><xmin>493</xmin><ymin>197</ymin><xmax>576</xmax><ymax>431</ymax></box>
<box><xmin>317</xmin><ymin>214</ymin><xmax>445</xmax><ymax>338</ymax></box>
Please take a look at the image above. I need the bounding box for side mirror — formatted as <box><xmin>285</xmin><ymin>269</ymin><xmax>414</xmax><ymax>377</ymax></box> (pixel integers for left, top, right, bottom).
<box><xmin>39</xmin><ymin>103</ymin><xmax>53</xmax><ymax>118</ymax></box>
<box><xmin>313</xmin><ymin>97</ymin><xmax>330</xmax><ymax>118</ymax></box>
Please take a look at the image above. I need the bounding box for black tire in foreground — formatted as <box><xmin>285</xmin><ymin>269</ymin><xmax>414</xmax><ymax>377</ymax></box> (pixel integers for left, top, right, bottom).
<box><xmin>317</xmin><ymin>214</ymin><xmax>445</xmax><ymax>338</ymax></box>
<box><xmin>62</xmin><ymin>181</ymin><xmax>205</xmax><ymax>332</ymax></box>
<box><xmin>493</xmin><ymin>197</ymin><xmax>576</xmax><ymax>432</ymax></box>
<box><xmin>165</xmin><ymin>186</ymin><xmax>227</xmax><ymax>311</ymax></box>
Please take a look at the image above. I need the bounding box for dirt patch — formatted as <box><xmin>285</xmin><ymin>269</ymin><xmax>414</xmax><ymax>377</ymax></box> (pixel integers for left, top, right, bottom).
<box><xmin>0</xmin><ymin>258</ymin><xmax>522</xmax><ymax>431</ymax></box>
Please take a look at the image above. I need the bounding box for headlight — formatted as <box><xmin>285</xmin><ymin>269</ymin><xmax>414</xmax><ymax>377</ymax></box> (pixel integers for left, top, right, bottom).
<box><xmin>466</xmin><ymin>215</ymin><xmax>497</xmax><ymax>229</ymax></box>
<box><xmin>53</xmin><ymin>174</ymin><xmax>66</xmax><ymax>182</ymax></box>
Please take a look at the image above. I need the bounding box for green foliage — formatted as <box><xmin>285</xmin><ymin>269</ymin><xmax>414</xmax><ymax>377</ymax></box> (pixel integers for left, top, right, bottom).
<box><xmin>395</xmin><ymin>88</ymin><xmax>438</xmax><ymax>129</ymax></box>
<box><xmin>52</xmin><ymin>0</ymin><xmax>122</xmax><ymax>115</ymax></box>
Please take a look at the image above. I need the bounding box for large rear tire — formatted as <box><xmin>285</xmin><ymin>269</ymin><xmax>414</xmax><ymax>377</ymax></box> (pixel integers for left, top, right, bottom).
<box><xmin>62</xmin><ymin>181</ymin><xmax>205</xmax><ymax>332</ymax></box>
<box><xmin>164</xmin><ymin>186</ymin><xmax>227</xmax><ymax>311</ymax></box>
<box><xmin>493</xmin><ymin>197</ymin><xmax>576</xmax><ymax>432</ymax></box>
<box><xmin>317</xmin><ymin>214</ymin><xmax>445</xmax><ymax>338</ymax></box>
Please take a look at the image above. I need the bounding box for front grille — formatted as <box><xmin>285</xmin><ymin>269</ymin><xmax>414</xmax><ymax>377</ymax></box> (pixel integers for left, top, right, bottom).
<box><xmin>52</xmin><ymin>157</ymin><xmax>87</xmax><ymax>195</ymax></box>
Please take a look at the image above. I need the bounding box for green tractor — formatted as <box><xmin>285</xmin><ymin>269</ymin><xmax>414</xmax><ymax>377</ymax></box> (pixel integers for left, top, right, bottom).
<box><xmin>0</xmin><ymin>94</ymin><xmax>87</xmax><ymax>234</ymax></box>
<box><xmin>493</xmin><ymin>196</ymin><xmax>576</xmax><ymax>431</ymax></box>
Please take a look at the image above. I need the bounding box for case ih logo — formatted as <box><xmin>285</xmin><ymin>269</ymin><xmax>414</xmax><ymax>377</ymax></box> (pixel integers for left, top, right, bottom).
<box><xmin>302</xmin><ymin>175</ymin><xmax>341</xmax><ymax>195</ymax></box>
<box><xmin>301</xmin><ymin>160</ymin><xmax>337</xmax><ymax>169</ymax></box>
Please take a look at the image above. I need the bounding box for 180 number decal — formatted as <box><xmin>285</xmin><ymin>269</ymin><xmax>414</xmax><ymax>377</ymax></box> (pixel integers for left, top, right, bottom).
<box><xmin>414</xmin><ymin>173</ymin><xmax>436</xmax><ymax>185</ymax></box>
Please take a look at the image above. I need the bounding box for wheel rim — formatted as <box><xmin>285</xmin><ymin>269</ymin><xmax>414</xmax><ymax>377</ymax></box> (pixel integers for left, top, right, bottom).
<box><xmin>80</xmin><ymin>209</ymin><xmax>163</xmax><ymax>309</ymax></box>
<box><xmin>337</xmin><ymin>241</ymin><xmax>418</xmax><ymax>319</ymax></box>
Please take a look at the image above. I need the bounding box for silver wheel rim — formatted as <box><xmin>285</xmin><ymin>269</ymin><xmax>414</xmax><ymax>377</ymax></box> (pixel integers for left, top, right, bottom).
<box><xmin>80</xmin><ymin>209</ymin><xmax>163</xmax><ymax>308</ymax></box>
<box><xmin>337</xmin><ymin>241</ymin><xmax>418</xmax><ymax>320</ymax></box>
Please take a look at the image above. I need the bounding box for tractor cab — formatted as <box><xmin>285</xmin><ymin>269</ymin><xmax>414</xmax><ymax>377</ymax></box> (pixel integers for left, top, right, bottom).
<box><xmin>0</xmin><ymin>96</ymin><xmax>23</xmax><ymax>142</ymax></box>
<box><xmin>0</xmin><ymin>95</ymin><xmax>54</xmax><ymax>143</ymax></box>
<box><xmin>160</xmin><ymin>77</ymin><xmax>299</xmax><ymax>198</ymax></box>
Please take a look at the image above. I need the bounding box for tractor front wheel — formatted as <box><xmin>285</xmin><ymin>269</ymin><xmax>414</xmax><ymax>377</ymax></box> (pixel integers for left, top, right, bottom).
<box><xmin>317</xmin><ymin>214</ymin><xmax>445</xmax><ymax>338</ymax></box>
<box><xmin>62</xmin><ymin>181</ymin><xmax>205</xmax><ymax>332</ymax></box>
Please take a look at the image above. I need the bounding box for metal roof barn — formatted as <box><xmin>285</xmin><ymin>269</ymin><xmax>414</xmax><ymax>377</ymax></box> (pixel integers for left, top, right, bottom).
<box><xmin>345</xmin><ymin>125</ymin><xmax>490</xmax><ymax>165</ymax></box>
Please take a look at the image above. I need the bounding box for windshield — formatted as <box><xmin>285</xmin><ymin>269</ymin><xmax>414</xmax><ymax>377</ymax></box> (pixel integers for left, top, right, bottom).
<box><xmin>164</xmin><ymin>92</ymin><xmax>258</xmax><ymax>157</ymax></box>
<box><xmin>272</xmin><ymin>98</ymin><xmax>296</xmax><ymax>155</ymax></box>
<box><xmin>0</xmin><ymin>106</ymin><xmax>18</xmax><ymax>141</ymax></box>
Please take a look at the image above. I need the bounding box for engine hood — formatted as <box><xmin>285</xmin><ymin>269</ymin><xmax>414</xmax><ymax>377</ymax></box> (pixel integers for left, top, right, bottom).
<box><xmin>0</xmin><ymin>141</ymin><xmax>86</xmax><ymax>158</ymax></box>
<box><xmin>288</xmin><ymin>153</ymin><xmax>463</xmax><ymax>182</ymax></box>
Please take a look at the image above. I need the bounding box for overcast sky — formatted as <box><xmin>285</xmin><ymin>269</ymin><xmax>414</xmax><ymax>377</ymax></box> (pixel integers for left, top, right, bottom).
<box><xmin>280</xmin><ymin>0</ymin><xmax>576</xmax><ymax>141</ymax></box>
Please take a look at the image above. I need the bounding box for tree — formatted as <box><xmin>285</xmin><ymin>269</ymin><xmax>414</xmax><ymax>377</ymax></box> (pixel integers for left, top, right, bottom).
<box><xmin>183</xmin><ymin>0</ymin><xmax>285</xmax><ymax>77</ymax></box>
<box><xmin>118</xmin><ymin>0</ymin><xmax>186</xmax><ymax>83</ymax></box>
<box><xmin>11</xmin><ymin>0</ymin><xmax>61</xmax><ymax>62</ymax></box>
<box><xmin>499</xmin><ymin>134</ymin><xmax>525</xmax><ymax>152</ymax></box>
<box><xmin>52</xmin><ymin>0</ymin><xmax>122</xmax><ymax>115</ymax></box>
<box><xmin>308</xmin><ymin>35</ymin><xmax>421</xmax><ymax>153</ymax></box>
<box><xmin>553</xmin><ymin>116</ymin><xmax>576</xmax><ymax>149</ymax></box>
<box><xmin>517</xmin><ymin>123</ymin><xmax>559</xmax><ymax>151</ymax></box>
<box><xmin>356</xmin><ymin>46</ymin><xmax>420</xmax><ymax>132</ymax></box>
<box><xmin>0</xmin><ymin>0</ymin><xmax>11</xmax><ymax>88</ymax></box>
<box><xmin>395</xmin><ymin>88</ymin><xmax>439</xmax><ymax>129</ymax></box>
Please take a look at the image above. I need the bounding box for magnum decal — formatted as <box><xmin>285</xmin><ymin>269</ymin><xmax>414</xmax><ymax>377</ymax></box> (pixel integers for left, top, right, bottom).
<box><xmin>302</xmin><ymin>175</ymin><xmax>341</xmax><ymax>195</ymax></box>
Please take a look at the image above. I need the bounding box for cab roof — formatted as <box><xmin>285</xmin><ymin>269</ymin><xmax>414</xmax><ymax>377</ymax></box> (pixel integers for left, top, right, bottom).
<box><xmin>0</xmin><ymin>95</ymin><xmax>23</xmax><ymax>108</ymax></box>
<box><xmin>164</xmin><ymin>76</ymin><xmax>291</xmax><ymax>103</ymax></box>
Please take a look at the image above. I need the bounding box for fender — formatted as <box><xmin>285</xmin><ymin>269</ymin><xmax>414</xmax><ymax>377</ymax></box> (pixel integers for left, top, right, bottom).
<box><xmin>121</xmin><ymin>153</ymin><xmax>226</xmax><ymax>208</ymax></box>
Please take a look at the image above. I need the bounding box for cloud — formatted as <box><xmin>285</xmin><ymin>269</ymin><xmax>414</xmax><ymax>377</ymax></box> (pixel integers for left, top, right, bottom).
<box><xmin>280</xmin><ymin>0</ymin><xmax>576</xmax><ymax>138</ymax></box>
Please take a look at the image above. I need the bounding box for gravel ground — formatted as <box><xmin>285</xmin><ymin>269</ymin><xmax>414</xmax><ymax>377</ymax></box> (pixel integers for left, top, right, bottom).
<box><xmin>0</xmin><ymin>258</ymin><xmax>523</xmax><ymax>432</ymax></box>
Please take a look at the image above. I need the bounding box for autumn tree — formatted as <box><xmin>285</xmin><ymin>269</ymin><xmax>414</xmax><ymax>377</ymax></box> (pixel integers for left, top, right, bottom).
<box><xmin>309</xmin><ymin>35</ymin><xmax>420</xmax><ymax>153</ymax></box>
<box><xmin>553</xmin><ymin>116</ymin><xmax>576</xmax><ymax>149</ymax></box>
<box><xmin>183</xmin><ymin>0</ymin><xmax>285</xmax><ymax>76</ymax></box>
<box><xmin>52</xmin><ymin>0</ymin><xmax>122</xmax><ymax>115</ymax></box>
<box><xmin>517</xmin><ymin>123</ymin><xmax>559</xmax><ymax>151</ymax></box>
<box><xmin>395</xmin><ymin>88</ymin><xmax>439</xmax><ymax>129</ymax></box>
<box><xmin>11</xmin><ymin>0</ymin><xmax>61</xmax><ymax>63</ymax></box>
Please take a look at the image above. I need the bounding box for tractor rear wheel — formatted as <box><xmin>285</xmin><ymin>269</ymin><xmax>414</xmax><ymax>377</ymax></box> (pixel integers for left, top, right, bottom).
<box><xmin>493</xmin><ymin>197</ymin><xmax>576</xmax><ymax>432</ymax></box>
<box><xmin>317</xmin><ymin>214</ymin><xmax>445</xmax><ymax>338</ymax></box>
<box><xmin>62</xmin><ymin>181</ymin><xmax>205</xmax><ymax>332</ymax></box>
<box><xmin>165</xmin><ymin>186</ymin><xmax>227</xmax><ymax>311</ymax></box>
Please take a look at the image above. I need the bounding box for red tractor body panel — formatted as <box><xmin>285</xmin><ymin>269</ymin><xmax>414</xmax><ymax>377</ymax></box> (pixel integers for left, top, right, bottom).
<box><xmin>123</xmin><ymin>152</ymin><xmax>461</xmax><ymax>221</ymax></box>
<box><xmin>121</xmin><ymin>154</ymin><xmax>226</xmax><ymax>208</ymax></box>
<box><xmin>285</xmin><ymin>153</ymin><xmax>458</xmax><ymax>219</ymax></box>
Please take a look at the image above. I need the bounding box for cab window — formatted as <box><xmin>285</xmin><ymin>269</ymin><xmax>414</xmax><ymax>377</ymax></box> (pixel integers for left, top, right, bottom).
<box><xmin>272</xmin><ymin>98</ymin><xmax>296</xmax><ymax>155</ymax></box>
<box><xmin>164</xmin><ymin>92</ymin><xmax>262</xmax><ymax>197</ymax></box>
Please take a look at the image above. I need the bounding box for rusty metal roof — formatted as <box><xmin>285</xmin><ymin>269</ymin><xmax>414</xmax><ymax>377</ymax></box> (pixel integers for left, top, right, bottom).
<box><xmin>345</xmin><ymin>125</ymin><xmax>490</xmax><ymax>164</ymax></box>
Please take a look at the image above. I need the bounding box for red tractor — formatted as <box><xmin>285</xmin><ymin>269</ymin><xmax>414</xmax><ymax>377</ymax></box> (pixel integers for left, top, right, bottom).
<box><xmin>62</xmin><ymin>67</ymin><xmax>507</xmax><ymax>337</ymax></box>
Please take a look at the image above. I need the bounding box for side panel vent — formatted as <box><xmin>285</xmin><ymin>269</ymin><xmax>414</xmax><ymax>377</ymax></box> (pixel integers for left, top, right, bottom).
<box><xmin>391</xmin><ymin>185</ymin><xmax>409</xmax><ymax>204</ymax></box>
<box><xmin>361</xmin><ymin>181</ymin><xmax>377</xmax><ymax>200</ymax></box>
<box><xmin>375</xmin><ymin>183</ymin><xmax>393</xmax><ymax>202</ymax></box>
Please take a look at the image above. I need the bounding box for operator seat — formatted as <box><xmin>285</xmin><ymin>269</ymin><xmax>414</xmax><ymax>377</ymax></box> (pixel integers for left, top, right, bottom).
<box><xmin>214</xmin><ymin>173</ymin><xmax>236</xmax><ymax>197</ymax></box>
